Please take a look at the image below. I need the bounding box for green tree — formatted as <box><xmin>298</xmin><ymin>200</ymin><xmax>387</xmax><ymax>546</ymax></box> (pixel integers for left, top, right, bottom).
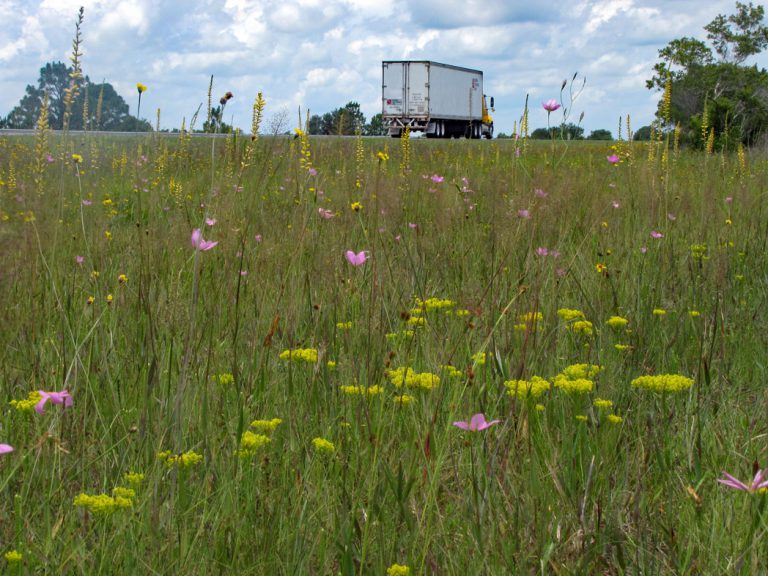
<box><xmin>633</xmin><ymin>126</ymin><xmax>653</xmax><ymax>141</ymax></box>
<box><xmin>316</xmin><ymin>102</ymin><xmax>366</xmax><ymax>135</ymax></box>
<box><xmin>587</xmin><ymin>129</ymin><xmax>613</xmax><ymax>140</ymax></box>
<box><xmin>647</xmin><ymin>2</ymin><xmax>768</xmax><ymax>146</ymax></box>
<box><xmin>364</xmin><ymin>113</ymin><xmax>386</xmax><ymax>136</ymax></box>
<box><xmin>2</xmin><ymin>61</ymin><xmax>150</xmax><ymax>131</ymax></box>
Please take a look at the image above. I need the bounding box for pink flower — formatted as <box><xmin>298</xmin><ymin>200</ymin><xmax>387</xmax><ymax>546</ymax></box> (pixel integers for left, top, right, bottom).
<box><xmin>308</xmin><ymin>167</ymin><xmax>317</xmax><ymax>176</ymax></box>
<box><xmin>453</xmin><ymin>413</ymin><xmax>500</xmax><ymax>431</ymax></box>
<box><xmin>650</xmin><ymin>230</ymin><xmax>663</xmax><ymax>239</ymax></box>
<box><xmin>408</xmin><ymin>223</ymin><xmax>417</xmax><ymax>229</ymax></box>
<box><xmin>667</xmin><ymin>213</ymin><xmax>676</xmax><ymax>221</ymax></box>
<box><xmin>534</xmin><ymin>188</ymin><xmax>548</xmax><ymax>198</ymax></box>
<box><xmin>82</xmin><ymin>199</ymin><xmax>92</xmax><ymax>206</ymax></box>
<box><xmin>254</xmin><ymin>234</ymin><xmax>262</xmax><ymax>242</ymax></box>
<box><xmin>205</xmin><ymin>218</ymin><xmax>217</xmax><ymax>226</ymax></box>
<box><xmin>75</xmin><ymin>255</ymin><xmax>85</xmax><ymax>265</ymax></box>
<box><xmin>240</xmin><ymin>270</ymin><xmax>248</xmax><ymax>276</ymax></box>
<box><xmin>345</xmin><ymin>250</ymin><xmax>368</xmax><ymax>266</ymax></box>
<box><xmin>725</xmin><ymin>196</ymin><xmax>733</xmax><ymax>204</ymax></box>
<box><xmin>191</xmin><ymin>229</ymin><xmax>218</xmax><ymax>251</ymax></box>
<box><xmin>607</xmin><ymin>154</ymin><xmax>620</xmax><ymax>164</ymax></box>
<box><xmin>35</xmin><ymin>390</ymin><xmax>73</xmax><ymax>414</ymax></box>
<box><xmin>46</xmin><ymin>154</ymin><xmax>54</xmax><ymax>163</ymax></box>
<box><xmin>611</xmin><ymin>201</ymin><xmax>620</xmax><ymax>209</ymax></box>
<box><xmin>430</xmin><ymin>174</ymin><xmax>444</xmax><ymax>183</ymax></box>
<box><xmin>0</xmin><ymin>444</ymin><xmax>13</xmax><ymax>455</ymax></box>
<box><xmin>542</xmin><ymin>99</ymin><xmax>561</xmax><ymax>112</ymax></box>
<box><xmin>717</xmin><ymin>469</ymin><xmax>768</xmax><ymax>492</ymax></box>
<box><xmin>517</xmin><ymin>209</ymin><xmax>531</xmax><ymax>219</ymax></box>
<box><xmin>640</xmin><ymin>246</ymin><xmax>648</xmax><ymax>254</ymax></box>
<box><xmin>394</xmin><ymin>235</ymin><xmax>401</xmax><ymax>242</ymax></box>
<box><xmin>535</xmin><ymin>247</ymin><xmax>549</xmax><ymax>257</ymax></box>
<box><xmin>318</xmin><ymin>208</ymin><xmax>335</xmax><ymax>220</ymax></box>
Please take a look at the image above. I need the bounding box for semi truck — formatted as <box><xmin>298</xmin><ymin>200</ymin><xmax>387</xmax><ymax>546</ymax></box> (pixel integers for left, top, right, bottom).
<box><xmin>382</xmin><ymin>60</ymin><xmax>494</xmax><ymax>139</ymax></box>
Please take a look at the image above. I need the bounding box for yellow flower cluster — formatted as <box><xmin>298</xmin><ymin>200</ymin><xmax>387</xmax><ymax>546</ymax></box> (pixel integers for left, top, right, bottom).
<box><xmin>73</xmin><ymin>490</ymin><xmax>134</xmax><ymax>515</ymax></box>
<box><xmin>690</xmin><ymin>243</ymin><xmax>708</xmax><ymax>261</ymax></box>
<box><xmin>385</xmin><ymin>367</ymin><xmax>440</xmax><ymax>390</ymax></box>
<box><xmin>393</xmin><ymin>394</ymin><xmax>415</xmax><ymax>406</ymax></box>
<box><xmin>386</xmin><ymin>330</ymin><xmax>416</xmax><ymax>341</ymax></box>
<box><xmin>312</xmin><ymin>437</ymin><xmax>335</xmax><ymax>455</ymax></box>
<box><xmin>9</xmin><ymin>391</ymin><xmax>42</xmax><ymax>413</ymax></box>
<box><xmin>606</xmin><ymin>316</ymin><xmax>629</xmax><ymax>328</ymax></box>
<box><xmin>553</xmin><ymin>363</ymin><xmax>602</xmax><ymax>395</ymax></box>
<box><xmin>505</xmin><ymin>376</ymin><xmax>550</xmax><ymax>399</ymax></box>
<box><xmin>415</xmin><ymin>297</ymin><xmax>455</xmax><ymax>311</ymax></box>
<box><xmin>340</xmin><ymin>385</ymin><xmax>384</xmax><ymax>397</ymax></box>
<box><xmin>631</xmin><ymin>374</ymin><xmax>694</xmax><ymax>393</ymax></box>
<box><xmin>4</xmin><ymin>550</ymin><xmax>22</xmax><ymax>563</ymax></box>
<box><xmin>515</xmin><ymin>311</ymin><xmax>543</xmax><ymax>332</ymax></box>
<box><xmin>557</xmin><ymin>308</ymin><xmax>585</xmax><ymax>322</ymax></box>
<box><xmin>471</xmin><ymin>351</ymin><xmax>490</xmax><ymax>366</ymax></box>
<box><xmin>387</xmin><ymin>564</ymin><xmax>411</xmax><ymax>576</ymax></box>
<box><xmin>215</xmin><ymin>373</ymin><xmax>235</xmax><ymax>385</ymax></box>
<box><xmin>406</xmin><ymin>316</ymin><xmax>426</xmax><ymax>326</ymax></box>
<box><xmin>279</xmin><ymin>348</ymin><xmax>318</xmax><ymax>363</ymax></box>
<box><xmin>570</xmin><ymin>320</ymin><xmax>594</xmax><ymax>336</ymax></box>
<box><xmin>157</xmin><ymin>450</ymin><xmax>203</xmax><ymax>468</ymax></box>
<box><xmin>238</xmin><ymin>431</ymin><xmax>271</xmax><ymax>458</ymax></box>
<box><xmin>250</xmin><ymin>418</ymin><xmax>283</xmax><ymax>432</ymax></box>
<box><xmin>123</xmin><ymin>472</ymin><xmax>145</xmax><ymax>486</ymax></box>
<box><xmin>441</xmin><ymin>365</ymin><xmax>463</xmax><ymax>379</ymax></box>
<box><xmin>652</xmin><ymin>308</ymin><xmax>666</xmax><ymax>316</ymax></box>
<box><xmin>336</xmin><ymin>321</ymin><xmax>352</xmax><ymax>330</ymax></box>
<box><xmin>607</xmin><ymin>414</ymin><xmax>623</xmax><ymax>424</ymax></box>
<box><xmin>593</xmin><ymin>398</ymin><xmax>613</xmax><ymax>409</ymax></box>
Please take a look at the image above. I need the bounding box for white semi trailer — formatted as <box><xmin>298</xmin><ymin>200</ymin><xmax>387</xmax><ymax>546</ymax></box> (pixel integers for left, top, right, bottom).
<box><xmin>382</xmin><ymin>60</ymin><xmax>494</xmax><ymax>139</ymax></box>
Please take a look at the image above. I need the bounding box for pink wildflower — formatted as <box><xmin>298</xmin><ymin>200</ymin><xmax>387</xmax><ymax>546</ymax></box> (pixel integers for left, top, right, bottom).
<box><xmin>535</xmin><ymin>247</ymin><xmax>549</xmax><ymax>257</ymax></box>
<box><xmin>542</xmin><ymin>100</ymin><xmax>561</xmax><ymax>112</ymax></box>
<box><xmin>190</xmin><ymin>229</ymin><xmax>218</xmax><ymax>251</ymax></box>
<box><xmin>611</xmin><ymin>201</ymin><xmax>620</xmax><ymax>209</ymax></box>
<box><xmin>453</xmin><ymin>413</ymin><xmax>500</xmax><ymax>431</ymax></box>
<box><xmin>650</xmin><ymin>230</ymin><xmax>663</xmax><ymax>239</ymax></box>
<box><xmin>0</xmin><ymin>444</ymin><xmax>13</xmax><ymax>455</ymax></box>
<box><xmin>35</xmin><ymin>390</ymin><xmax>73</xmax><ymax>414</ymax></box>
<box><xmin>607</xmin><ymin>154</ymin><xmax>620</xmax><ymax>164</ymax></box>
<box><xmin>430</xmin><ymin>175</ymin><xmax>444</xmax><ymax>183</ymax></box>
<box><xmin>717</xmin><ymin>469</ymin><xmax>768</xmax><ymax>493</ymax></box>
<box><xmin>345</xmin><ymin>250</ymin><xmax>368</xmax><ymax>266</ymax></box>
<box><xmin>75</xmin><ymin>255</ymin><xmax>85</xmax><ymax>265</ymax></box>
<box><xmin>318</xmin><ymin>208</ymin><xmax>335</xmax><ymax>220</ymax></box>
<box><xmin>517</xmin><ymin>209</ymin><xmax>531</xmax><ymax>219</ymax></box>
<box><xmin>205</xmin><ymin>218</ymin><xmax>217</xmax><ymax>226</ymax></box>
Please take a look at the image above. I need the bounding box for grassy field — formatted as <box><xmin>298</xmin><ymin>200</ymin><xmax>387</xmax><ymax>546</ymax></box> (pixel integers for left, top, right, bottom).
<box><xmin>0</xmin><ymin>128</ymin><xmax>767</xmax><ymax>575</ymax></box>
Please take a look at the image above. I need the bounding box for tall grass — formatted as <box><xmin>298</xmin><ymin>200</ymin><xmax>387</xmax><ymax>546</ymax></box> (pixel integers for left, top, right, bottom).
<box><xmin>0</xmin><ymin>128</ymin><xmax>767</xmax><ymax>574</ymax></box>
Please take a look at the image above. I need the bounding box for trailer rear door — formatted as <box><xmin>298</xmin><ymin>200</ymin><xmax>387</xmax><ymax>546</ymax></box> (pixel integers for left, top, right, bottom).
<box><xmin>382</xmin><ymin>62</ymin><xmax>405</xmax><ymax>116</ymax></box>
<box><xmin>406</xmin><ymin>62</ymin><xmax>429</xmax><ymax>117</ymax></box>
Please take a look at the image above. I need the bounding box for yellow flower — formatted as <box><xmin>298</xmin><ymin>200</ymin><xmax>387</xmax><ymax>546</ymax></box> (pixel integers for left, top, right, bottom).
<box><xmin>4</xmin><ymin>550</ymin><xmax>22</xmax><ymax>563</ymax></box>
<box><xmin>105</xmin><ymin>230</ymin><xmax>112</xmax><ymax>241</ymax></box>
<box><xmin>631</xmin><ymin>374</ymin><xmax>694</xmax><ymax>393</ymax></box>
<box><xmin>340</xmin><ymin>385</ymin><xmax>384</xmax><ymax>397</ymax></box>
<box><xmin>385</xmin><ymin>367</ymin><xmax>440</xmax><ymax>390</ymax></box>
<box><xmin>689</xmin><ymin>310</ymin><xmax>700</xmax><ymax>318</ymax></box>
<box><xmin>614</xmin><ymin>344</ymin><xmax>630</xmax><ymax>351</ymax></box>
<box><xmin>279</xmin><ymin>348</ymin><xmax>318</xmax><ymax>363</ymax></box>
<box><xmin>71</xmin><ymin>153</ymin><xmax>83</xmax><ymax>163</ymax></box>
<box><xmin>595</xmin><ymin>263</ymin><xmax>607</xmax><ymax>273</ymax></box>
<box><xmin>606</xmin><ymin>316</ymin><xmax>628</xmax><ymax>328</ymax></box>
<box><xmin>118</xmin><ymin>273</ymin><xmax>128</xmax><ymax>284</ymax></box>
<box><xmin>377</xmin><ymin>151</ymin><xmax>389</xmax><ymax>161</ymax></box>
<box><xmin>652</xmin><ymin>308</ymin><xmax>666</xmax><ymax>316</ymax></box>
<box><xmin>238</xmin><ymin>431</ymin><xmax>271</xmax><ymax>458</ymax></box>
<box><xmin>123</xmin><ymin>472</ymin><xmax>145</xmax><ymax>486</ymax></box>
<box><xmin>557</xmin><ymin>308</ymin><xmax>585</xmax><ymax>322</ymax></box>
<box><xmin>336</xmin><ymin>321</ymin><xmax>352</xmax><ymax>330</ymax></box>
<box><xmin>393</xmin><ymin>394</ymin><xmax>415</xmax><ymax>406</ymax></box>
<box><xmin>73</xmin><ymin>492</ymin><xmax>133</xmax><ymax>515</ymax></box>
<box><xmin>9</xmin><ymin>391</ymin><xmax>42</xmax><ymax>413</ymax></box>
<box><xmin>575</xmin><ymin>415</ymin><xmax>588</xmax><ymax>422</ymax></box>
<box><xmin>91</xmin><ymin>270</ymin><xmax>100</xmax><ymax>280</ymax></box>
<box><xmin>312</xmin><ymin>437</ymin><xmax>335</xmax><ymax>455</ymax></box>
<box><xmin>136</xmin><ymin>83</ymin><xmax>147</xmax><ymax>94</ymax></box>
<box><xmin>387</xmin><ymin>564</ymin><xmax>411</xmax><ymax>576</ymax></box>
<box><xmin>157</xmin><ymin>450</ymin><xmax>203</xmax><ymax>468</ymax></box>
<box><xmin>250</xmin><ymin>418</ymin><xmax>283</xmax><ymax>432</ymax></box>
<box><xmin>350</xmin><ymin>201</ymin><xmax>362</xmax><ymax>212</ymax></box>
<box><xmin>593</xmin><ymin>398</ymin><xmax>613</xmax><ymax>409</ymax></box>
<box><xmin>607</xmin><ymin>414</ymin><xmax>623</xmax><ymax>424</ymax></box>
<box><xmin>87</xmin><ymin>295</ymin><xmax>95</xmax><ymax>305</ymax></box>
<box><xmin>570</xmin><ymin>320</ymin><xmax>594</xmax><ymax>336</ymax></box>
<box><xmin>535</xmin><ymin>403</ymin><xmax>545</xmax><ymax>412</ymax></box>
<box><xmin>215</xmin><ymin>373</ymin><xmax>234</xmax><ymax>385</ymax></box>
<box><xmin>505</xmin><ymin>376</ymin><xmax>550</xmax><ymax>399</ymax></box>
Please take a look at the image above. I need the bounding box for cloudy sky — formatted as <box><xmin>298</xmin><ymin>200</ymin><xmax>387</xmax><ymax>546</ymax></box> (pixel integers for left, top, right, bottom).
<box><xmin>1</xmin><ymin>0</ymin><xmax>766</xmax><ymax>135</ymax></box>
